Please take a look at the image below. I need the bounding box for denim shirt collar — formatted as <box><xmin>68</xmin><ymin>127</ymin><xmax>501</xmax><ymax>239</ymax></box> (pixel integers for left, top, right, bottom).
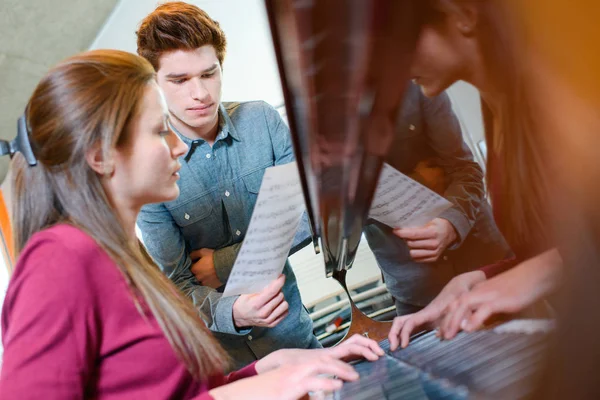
<box><xmin>170</xmin><ymin>104</ymin><xmax>241</xmax><ymax>161</ymax></box>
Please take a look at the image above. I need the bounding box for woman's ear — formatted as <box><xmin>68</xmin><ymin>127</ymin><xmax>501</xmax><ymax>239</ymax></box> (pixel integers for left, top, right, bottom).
<box><xmin>85</xmin><ymin>144</ymin><xmax>115</xmax><ymax>176</ymax></box>
<box><xmin>453</xmin><ymin>3</ymin><xmax>479</xmax><ymax>36</ymax></box>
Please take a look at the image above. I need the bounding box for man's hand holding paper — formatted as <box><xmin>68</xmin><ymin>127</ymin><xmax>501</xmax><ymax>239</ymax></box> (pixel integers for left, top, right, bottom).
<box><xmin>368</xmin><ymin>163</ymin><xmax>457</xmax><ymax>263</ymax></box>
<box><xmin>232</xmin><ymin>274</ymin><xmax>289</xmax><ymax>329</ymax></box>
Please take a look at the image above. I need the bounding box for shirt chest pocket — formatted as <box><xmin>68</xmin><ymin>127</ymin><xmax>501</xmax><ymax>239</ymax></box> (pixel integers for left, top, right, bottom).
<box><xmin>242</xmin><ymin>168</ymin><xmax>266</xmax><ymax>194</ymax></box>
<box><xmin>167</xmin><ymin>196</ymin><xmax>225</xmax><ymax>249</ymax></box>
<box><xmin>238</xmin><ymin>167</ymin><xmax>268</xmax><ymax>220</ymax></box>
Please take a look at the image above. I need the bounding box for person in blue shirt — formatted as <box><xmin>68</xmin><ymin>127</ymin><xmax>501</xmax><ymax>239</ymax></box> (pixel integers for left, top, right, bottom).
<box><xmin>364</xmin><ymin>82</ymin><xmax>511</xmax><ymax>316</ymax></box>
<box><xmin>135</xmin><ymin>2</ymin><xmax>318</xmax><ymax>369</ymax></box>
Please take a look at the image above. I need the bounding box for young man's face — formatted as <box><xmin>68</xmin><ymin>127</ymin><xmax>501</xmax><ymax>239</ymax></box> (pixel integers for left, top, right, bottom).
<box><xmin>156</xmin><ymin>46</ymin><xmax>223</xmax><ymax>135</ymax></box>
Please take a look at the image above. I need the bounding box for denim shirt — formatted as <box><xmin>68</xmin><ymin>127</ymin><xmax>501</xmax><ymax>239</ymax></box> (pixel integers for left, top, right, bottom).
<box><xmin>364</xmin><ymin>84</ymin><xmax>510</xmax><ymax>310</ymax></box>
<box><xmin>137</xmin><ymin>101</ymin><xmax>318</xmax><ymax>369</ymax></box>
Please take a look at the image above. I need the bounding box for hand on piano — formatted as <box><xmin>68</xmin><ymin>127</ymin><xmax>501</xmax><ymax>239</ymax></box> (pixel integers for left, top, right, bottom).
<box><xmin>388</xmin><ymin>270</ymin><xmax>486</xmax><ymax>350</ymax></box>
<box><xmin>218</xmin><ymin>335</ymin><xmax>382</xmax><ymax>400</ymax></box>
<box><xmin>321</xmin><ymin>334</ymin><xmax>385</xmax><ymax>362</ymax></box>
<box><xmin>210</xmin><ymin>356</ymin><xmax>358</xmax><ymax>400</ymax></box>
<box><xmin>439</xmin><ymin>250</ymin><xmax>562</xmax><ymax>339</ymax></box>
<box><xmin>255</xmin><ymin>334</ymin><xmax>384</xmax><ymax>375</ymax></box>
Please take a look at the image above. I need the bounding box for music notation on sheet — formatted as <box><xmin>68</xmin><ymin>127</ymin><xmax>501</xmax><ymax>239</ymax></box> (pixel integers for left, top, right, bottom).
<box><xmin>223</xmin><ymin>162</ymin><xmax>306</xmax><ymax>297</ymax></box>
<box><xmin>368</xmin><ymin>163</ymin><xmax>453</xmax><ymax>229</ymax></box>
<box><xmin>224</xmin><ymin>162</ymin><xmax>453</xmax><ymax>297</ymax></box>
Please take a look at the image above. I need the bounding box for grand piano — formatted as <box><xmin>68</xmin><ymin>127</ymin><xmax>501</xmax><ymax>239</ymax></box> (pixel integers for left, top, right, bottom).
<box><xmin>264</xmin><ymin>1</ymin><xmax>553</xmax><ymax>398</ymax></box>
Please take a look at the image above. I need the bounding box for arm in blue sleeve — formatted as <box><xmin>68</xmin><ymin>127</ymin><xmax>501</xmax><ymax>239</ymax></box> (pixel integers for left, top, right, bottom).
<box><xmin>137</xmin><ymin>203</ymin><xmax>247</xmax><ymax>335</ymax></box>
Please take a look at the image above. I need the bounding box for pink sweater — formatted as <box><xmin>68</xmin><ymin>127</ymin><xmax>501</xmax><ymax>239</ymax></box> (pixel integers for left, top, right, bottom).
<box><xmin>0</xmin><ymin>224</ymin><xmax>256</xmax><ymax>399</ymax></box>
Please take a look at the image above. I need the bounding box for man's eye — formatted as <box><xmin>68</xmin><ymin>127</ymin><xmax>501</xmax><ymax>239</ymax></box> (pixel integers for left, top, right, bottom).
<box><xmin>172</xmin><ymin>78</ymin><xmax>187</xmax><ymax>84</ymax></box>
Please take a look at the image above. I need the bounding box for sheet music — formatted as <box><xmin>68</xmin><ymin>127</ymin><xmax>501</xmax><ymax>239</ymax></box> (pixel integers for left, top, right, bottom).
<box><xmin>223</xmin><ymin>162</ymin><xmax>306</xmax><ymax>297</ymax></box>
<box><xmin>368</xmin><ymin>163</ymin><xmax>453</xmax><ymax>229</ymax></box>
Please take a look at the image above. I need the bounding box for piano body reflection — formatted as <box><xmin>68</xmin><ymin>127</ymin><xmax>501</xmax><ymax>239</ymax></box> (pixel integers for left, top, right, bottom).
<box><xmin>264</xmin><ymin>1</ymin><xmax>554</xmax><ymax>398</ymax></box>
<box><xmin>265</xmin><ymin>0</ymin><xmax>424</xmax><ymax>343</ymax></box>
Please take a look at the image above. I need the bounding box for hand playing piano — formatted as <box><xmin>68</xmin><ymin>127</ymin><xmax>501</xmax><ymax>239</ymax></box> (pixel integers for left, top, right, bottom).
<box><xmin>209</xmin><ymin>335</ymin><xmax>383</xmax><ymax>400</ymax></box>
<box><xmin>438</xmin><ymin>272</ymin><xmax>525</xmax><ymax>340</ymax></box>
<box><xmin>439</xmin><ymin>250</ymin><xmax>562</xmax><ymax>340</ymax></box>
<box><xmin>255</xmin><ymin>334</ymin><xmax>385</xmax><ymax>375</ymax></box>
<box><xmin>324</xmin><ymin>334</ymin><xmax>386</xmax><ymax>362</ymax></box>
<box><xmin>388</xmin><ymin>270</ymin><xmax>486</xmax><ymax>350</ymax></box>
<box><xmin>209</xmin><ymin>356</ymin><xmax>359</xmax><ymax>400</ymax></box>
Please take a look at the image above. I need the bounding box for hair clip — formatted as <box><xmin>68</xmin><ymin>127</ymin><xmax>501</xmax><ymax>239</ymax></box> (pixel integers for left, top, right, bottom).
<box><xmin>0</xmin><ymin>114</ymin><xmax>38</xmax><ymax>166</ymax></box>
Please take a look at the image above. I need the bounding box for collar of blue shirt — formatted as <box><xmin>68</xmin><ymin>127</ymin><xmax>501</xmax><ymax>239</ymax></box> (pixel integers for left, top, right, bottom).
<box><xmin>170</xmin><ymin>104</ymin><xmax>242</xmax><ymax>161</ymax></box>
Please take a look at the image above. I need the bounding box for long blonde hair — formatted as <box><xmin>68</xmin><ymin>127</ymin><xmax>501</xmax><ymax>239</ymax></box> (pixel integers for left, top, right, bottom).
<box><xmin>12</xmin><ymin>49</ymin><xmax>227</xmax><ymax>379</ymax></box>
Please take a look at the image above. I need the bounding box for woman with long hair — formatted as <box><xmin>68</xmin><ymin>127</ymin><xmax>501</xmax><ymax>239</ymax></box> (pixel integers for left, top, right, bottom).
<box><xmin>388</xmin><ymin>0</ymin><xmax>563</xmax><ymax>349</ymax></box>
<box><xmin>0</xmin><ymin>49</ymin><xmax>383</xmax><ymax>399</ymax></box>
<box><xmin>508</xmin><ymin>1</ymin><xmax>600</xmax><ymax>398</ymax></box>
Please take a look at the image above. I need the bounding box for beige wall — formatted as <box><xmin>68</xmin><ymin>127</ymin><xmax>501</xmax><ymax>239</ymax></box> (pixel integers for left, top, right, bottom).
<box><xmin>0</xmin><ymin>0</ymin><xmax>119</xmax><ymax>182</ymax></box>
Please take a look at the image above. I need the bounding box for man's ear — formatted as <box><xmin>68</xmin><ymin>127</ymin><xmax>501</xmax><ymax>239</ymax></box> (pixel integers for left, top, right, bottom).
<box><xmin>85</xmin><ymin>144</ymin><xmax>116</xmax><ymax>176</ymax></box>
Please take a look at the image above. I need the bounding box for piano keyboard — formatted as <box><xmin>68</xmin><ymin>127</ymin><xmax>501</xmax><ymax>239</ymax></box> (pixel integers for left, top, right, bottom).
<box><xmin>334</xmin><ymin>320</ymin><xmax>553</xmax><ymax>399</ymax></box>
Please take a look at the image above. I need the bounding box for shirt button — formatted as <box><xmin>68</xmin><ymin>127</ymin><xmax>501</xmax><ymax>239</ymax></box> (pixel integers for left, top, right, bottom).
<box><xmin>206</xmin><ymin>153</ymin><xmax>211</xmax><ymax>159</ymax></box>
<box><xmin>184</xmin><ymin>213</ymin><xmax>190</xmax><ymax>220</ymax></box>
<box><xmin>248</xmin><ymin>335</ymin><xmax>253</xmax><ymax>341</ymax></box>
<box><xmin>409</xmin><ymin>124</ymin><xmax>416</xmax><ymax>131</ymax></box>
<box><xmin>236</xmin><ymin>230</ymin><xmax>241</xmax><ymax>236</ymax></box>
<box><xmin>225</xmin><ymin>191</ymin><xmax>230</xmax><ymax>197</ymax></box>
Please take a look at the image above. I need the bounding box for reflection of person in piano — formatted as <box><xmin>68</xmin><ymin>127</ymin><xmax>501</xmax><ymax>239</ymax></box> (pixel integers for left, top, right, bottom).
<box><xmin>388</xmin><ymin>0</ymin><xmax>563</xmax><ymax>350</ymax></box>
<box><xmin>134</xmin><ymin>3</ymin><xmax>319</xmax><ymax>369</ymax></box>
<box><xmin>0</xmin><ymin>49</ymin><xmax>386</xmax><ymax>399</ymax></box>
<box><xmin>513</xmin><ymin>1</ymin><xmax>600</xmax><ymax>397</ymax></box>
<box><xmin>364</xmin><ymin>81</ymin><xmax>510</xmax><ymax>316</ymax></box>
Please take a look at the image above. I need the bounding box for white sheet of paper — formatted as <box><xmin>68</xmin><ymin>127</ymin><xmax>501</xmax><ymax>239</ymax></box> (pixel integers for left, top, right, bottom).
<box><xmin>368</xmin><ymin>163</ymin><xmax>453</xmax><ymax>229</ymax></box>
<box><xmin>223</xmin><ymin>162</ymin><xmax>306</xmax><ymax>297</ymax></box>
